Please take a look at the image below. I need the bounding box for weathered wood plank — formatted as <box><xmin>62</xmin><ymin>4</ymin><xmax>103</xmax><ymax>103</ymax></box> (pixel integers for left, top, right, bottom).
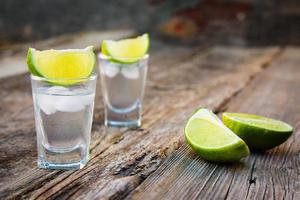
<box><xmin>0</xmin><ymin>46</ymin><xmax>279</xmax><ymax>199</ymax></box>
<box><xmin>127</xmin><ymin>47</ymin><xmax>300</xmax><ymax>200</ymax></box>
<box><xmin>0</xmin><ymin>48</ymin><xmax>197</xmax><ymax>190</ymax></box>
<box><xmin>225</xmin><ymin>48</ymin><xmax>300</xmax><ymax>200</ymax></box>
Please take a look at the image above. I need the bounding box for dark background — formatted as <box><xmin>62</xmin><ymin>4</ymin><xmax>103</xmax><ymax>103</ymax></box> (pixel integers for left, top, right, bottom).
<box><xmin>0</xmin><ymin>0</ymin><xmax>299</xmax><ymax>47</ymax></box>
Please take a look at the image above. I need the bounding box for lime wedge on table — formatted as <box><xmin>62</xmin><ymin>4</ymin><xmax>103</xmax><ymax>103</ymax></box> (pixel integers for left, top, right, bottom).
<box><xmin>101</xmin><ymin>33</ymin><xmax>149</xmax><ymax>63</ymax></box>
<box><xmin>222</xmin><ymin>113</ymin><xmax>293</xmax><ymax>151</ymax></box>
<box><xmin>27</xmin><ymin>46</ymin><xmax>95</xmax><ymax>85</ymax></box>
<box><xmin>184</xmin><ymin>108</ymin><xmax>250</xmax><ymax>162</ymax></box>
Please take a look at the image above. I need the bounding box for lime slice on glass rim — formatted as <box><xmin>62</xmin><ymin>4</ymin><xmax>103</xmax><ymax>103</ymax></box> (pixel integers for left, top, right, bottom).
<box><xmin>184</xmin><ymin>108</ymin><xmax>250</xmax><ymax>162</ymax></box>
<box><xmin>26</xmin><ymin>46</ymin><xmax>95</xmax><ymax>85</ymax></box>
<box><xmin>101</xmin><ymin>33</ymin><xmax>149</xmax><ymax>64</ymax></box>
<box><xmin>222</xmin><ymin>113</ymin><xmax>293</xmax><ymax>151</ymax></box>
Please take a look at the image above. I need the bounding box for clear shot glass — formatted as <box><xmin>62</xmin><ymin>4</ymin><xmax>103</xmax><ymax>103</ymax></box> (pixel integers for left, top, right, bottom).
<box><xmin>98</xmin><ymin>54</ymin><xmax>149</xmax><ymax>127</ymax></box>
<box><xmin>30</xmin><ymin>74</ymin><xmax>97</xmax><ymax>170</ymax></box>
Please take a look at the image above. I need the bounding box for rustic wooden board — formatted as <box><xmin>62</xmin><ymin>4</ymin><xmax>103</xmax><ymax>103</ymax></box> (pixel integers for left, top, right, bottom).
<box><xmin>0</xmin><ymin>46</ymin><xmax>280</xmax><ymax>199</ymax></box>
<box><xmin>128</xmin><ymin>48</ymin><xmax>300</xmax><ymax>200</ymax></box>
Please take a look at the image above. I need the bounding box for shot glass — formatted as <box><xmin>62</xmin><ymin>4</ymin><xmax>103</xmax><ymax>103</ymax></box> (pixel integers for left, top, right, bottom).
<box><xmin>99</xmin><ymin>54</ymin><xmax>149</xmax><ymax>127</ymax></box>
<box><xmin>31</xmin><ymin>74</ymin><xmax>97</xmax><ymax>170</ymax></box>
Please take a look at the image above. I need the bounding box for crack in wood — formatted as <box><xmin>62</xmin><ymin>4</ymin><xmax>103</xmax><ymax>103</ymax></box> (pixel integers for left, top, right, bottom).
<box><xmin>249</xmin><ymin>177</ymin><xmax>257</xmax><ymax>185</ymax></box>
<box><xmin>224</xmin><ymin>167</ymin><xmax>236</xmax><ymax>200</ymax></box>
<box><xmin>245</xmin><ymin>157</ymin><xmax>257</xmax><ymax>200</ymax></box>
<box><xmin>271</xmin><ymin>176</ymin><xmax>276</xmax><ymax>200</ymax></box>
<box><xmin>42</xmin><ymin>173</ymin><xmax>91</xmax><ymax>200</ymax></box>
<box><xmin>10</xmin><ymin>171</ymin><xmax>64</xmax><ymax>199</ymax></box>
<box><xmin>193</xmin><ymin>165</ymin><xmax>218</xmax><ymax>199</ymax></box>
<box><xmin>113</xmin><ymin>153</ymin><xmax>147</xmax><ymax>177</ymax></box>
<box><xmin>262</xmin><ymin>185</ymin><xmax>267</xmax><ymax>200</ymax></box>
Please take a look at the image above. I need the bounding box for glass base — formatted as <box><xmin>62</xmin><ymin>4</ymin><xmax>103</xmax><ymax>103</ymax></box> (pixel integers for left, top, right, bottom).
<box><xmin>105</xmin><ymin>104</ymin><xmax>142</xmax><ymax>128</ymax></box>
<box><xmin>105</xmin><ymin>119</ymin><xmax>141</xmax><ymax>128</ymax></box>
<box><xmin>38</xmin><ymin>144</ymin><xmax>89</xmax><ymax>170</ymax></box>
<box><xmin>38</xmin><ymin>159</ymin><xmax>87</xmax><ymax>170</ymax></box>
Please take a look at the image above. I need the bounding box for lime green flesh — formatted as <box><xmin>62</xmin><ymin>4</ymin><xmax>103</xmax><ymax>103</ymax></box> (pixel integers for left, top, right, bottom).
<box><xmin>27</xmin><ymin>46</ymin><xmax>95</xmax><ymax>85</ymax></box>
<box><xmin>224</xmin><ymin>113</ymin><xmax>292</xmax><ymax>131</ymax></box>
<box><xmin>102</xmin><ymin>33</ymin><xmax>149</xmax><ymax>63</ymax></box>
<box><xmin>184</xmin><ymin>108</ymin><xmax>249</xmax><ymax>162</ymax></box>
<box><xmin>222</xmin><ymin>113</ymin><xmax>293</xmax><ymax>151</ymax></box>
<box><xmin>101</xmin><ymin>41</ymin><xmax>110</xmax><ymax>56</ymax></box>
<box><xmin>186</xmin><ymin>119</ymin><xmax>238</xmax><ymax>148</ymax></box>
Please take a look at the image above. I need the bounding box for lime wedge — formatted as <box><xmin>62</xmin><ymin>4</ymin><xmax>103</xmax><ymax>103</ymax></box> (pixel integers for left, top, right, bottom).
<box><xmin>101</xmin><ymin>40</ymin><xmax>110</xmax><ymax>56</ymax></box>
<box><xmin>222</xmin><ymin>113</ymin><xmax>293</xmax><ymax>151</ymax></box>
<box><xmin>184</xmin><ymin>108</ymin><xmax>250</xmax><ymax>162</ymax></box>
<box><xmin>101</xmin><ymin>33</ymin><xmax>149</xmax><ymax>63</ymax></box>
<box><xmin>27</xmin><ymin>46</ymin><xmax>95</xmax><ymax>85</ymax></box>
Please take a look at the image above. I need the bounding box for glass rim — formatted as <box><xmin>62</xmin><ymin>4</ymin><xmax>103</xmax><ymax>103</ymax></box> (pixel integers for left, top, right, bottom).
<box><xmin>98</xmin><ymin>53</ymin><xmax>149</xmax><ymax>61</ymax></box>
<box><xmin>30</xmin><ymin>73</ymin><xmax>97</xmax><ymax>82</ymax></box>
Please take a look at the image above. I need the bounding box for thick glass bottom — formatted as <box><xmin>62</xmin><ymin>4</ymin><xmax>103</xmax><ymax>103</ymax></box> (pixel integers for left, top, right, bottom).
<box><xmin>105</xmin><ymin>104</ymin><xmax>142</xmax><ymax>128</ymax></box>
<box><xmin>38</xmin><ymin>144</ymin><xmax>89</xmax><ymax>170</ymax></box>
<box><xmin>105</xmin><ymin>119</ymin><xmax>141</xmax><ymax>128</ymax></box>
<box><xmin>38</xmin><ymin>159</ymin><xmax>87</xmax><ymax>170</ymax></box>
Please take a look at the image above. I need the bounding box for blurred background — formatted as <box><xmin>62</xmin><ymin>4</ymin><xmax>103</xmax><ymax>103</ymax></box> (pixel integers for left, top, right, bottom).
<box><xmin>1</xmin><ymin>0</ymin><xmax>299</xmax><ymax>47</ymax></box>
<box><xmin>0</xmin><ymin>0</ymin><xmax>299</xmax><ymax>78</ymax></box>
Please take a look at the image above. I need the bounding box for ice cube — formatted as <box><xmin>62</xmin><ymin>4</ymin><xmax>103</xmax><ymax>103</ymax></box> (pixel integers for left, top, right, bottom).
<box><xmin>121</xmin><ymin>66</ymin><xmax>139</xmax><ymax>79</ymax></box>
<box><xmin>38</xmin><ymin>86</ymin><xmax>94</xmax><ymax>113</ymax></box>
<box><xmin>47</xmin><ymin>86</ymin><xmax>72</xmax><ymax>95</ymax></box>
<box><xmin>54</xmin><ymin>94</ymin><xmax>94</xmax><ymax>112</ymax></box>
<box><xmin>37</xmin><ymin>94</ymin><xmax>57</xmax><ymax>115</ymax></box>
<box><xmin>54</xmin><ymin>96</ymin><xmax>85</xmax><ymax>112</ymax></box>
<box><xmin>80</xmin><ymin>94</ymin><xmax>95</xmax><ymax>106</ymax></box>
<box><xmin>103</xmin><ymin>64</ymin><xmax>120</xmax><ymax>78</ymax></box>
<box><xmin>70</xmin><ymin>88</ymin><xmax>95</xmax><ymax>106</ymax></box>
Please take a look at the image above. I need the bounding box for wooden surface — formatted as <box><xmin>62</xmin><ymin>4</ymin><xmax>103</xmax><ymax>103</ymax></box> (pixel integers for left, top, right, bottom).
<box><xmin>128</xmin><ymin>48</ymin><xmax>300</xmax><ymax>200</ymax></box>
<box><xmin>0</xmin><ymin>45</ymin><xmax>299</xmax><ymax>200</ymax></box>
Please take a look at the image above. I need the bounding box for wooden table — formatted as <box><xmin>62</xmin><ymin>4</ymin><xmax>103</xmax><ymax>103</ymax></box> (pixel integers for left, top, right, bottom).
<box><xmin>0</xmin><ymin>45</ymin><xmax>299</xmax><ymax>200</ymax></box>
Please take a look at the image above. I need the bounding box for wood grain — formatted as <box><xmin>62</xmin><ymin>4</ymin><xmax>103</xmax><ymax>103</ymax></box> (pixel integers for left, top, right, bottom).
<box><xmin>128</xmin><ymin>47</ymin><xmax>300</xmax><ymax>200</ymax></box>
<box><xmin>0</xmin><ymin>46</ymin><xmax>279</xmax><ymax>199</ymax></box>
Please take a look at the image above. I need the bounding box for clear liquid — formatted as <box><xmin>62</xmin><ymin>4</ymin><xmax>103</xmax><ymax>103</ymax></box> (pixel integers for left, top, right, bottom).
<box><xmin>33</xmin><ymin>86</ymin><xmax>95</xmax><ymax>169</ymax></box>
<box><xmin>100</xmin><ymin>61</ymin><xmax>147</xmax><ymax>127</ymax></box>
